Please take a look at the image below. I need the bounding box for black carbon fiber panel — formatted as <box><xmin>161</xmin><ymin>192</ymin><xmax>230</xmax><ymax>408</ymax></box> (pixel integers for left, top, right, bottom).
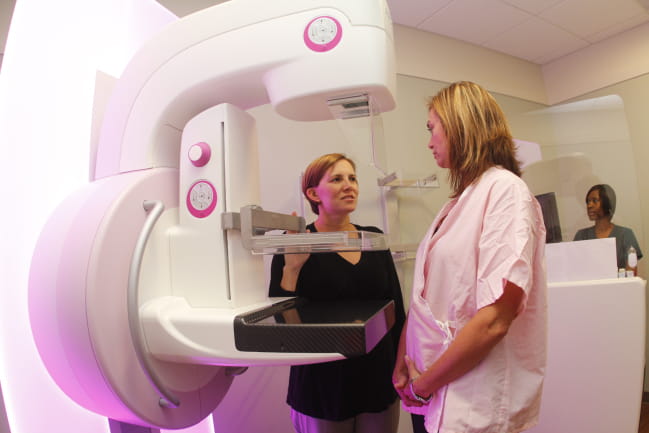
<box><xmin>234</xmin><ymin>298</ymin><xmax>394</xmax><ymax>357</ymax></box>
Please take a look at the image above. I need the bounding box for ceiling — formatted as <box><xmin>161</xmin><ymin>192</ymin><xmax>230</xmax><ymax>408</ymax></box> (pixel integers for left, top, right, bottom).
<box><xmin>387</xmin><ymin>0</ymin><xmax>649</xmax><ymax>64</ymax></box>
<box><xmin>156</xmin><ymin>0</ymin><xmax>649</xmax><ymax>65</ymax></box>
<box><xmin>1</xmin><ymin>0</ymin><xmax>649</xmax><ymax>68</ymax></box>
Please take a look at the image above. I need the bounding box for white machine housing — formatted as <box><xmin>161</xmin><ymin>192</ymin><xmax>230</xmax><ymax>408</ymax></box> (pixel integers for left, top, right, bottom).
<box><xmin>28</xmin><ymin>0</ymin><xmax>397</xmax><ymax>429</ymax></box>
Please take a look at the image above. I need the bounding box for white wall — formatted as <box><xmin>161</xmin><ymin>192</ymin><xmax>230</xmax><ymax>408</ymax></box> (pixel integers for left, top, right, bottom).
<box><xmin>393</xmin><ymin>21</ymin><xmax>649</xmax><ymax>105</ymax></box>
<box><xmin>393</xmin><ymin>25</ymin><xmax>548</xmax><ymax>104</ymax></box>
<box><xmin>543</xmin><ymin>22</ymin><xmax>649</xmax><ymax>104</ymax></box>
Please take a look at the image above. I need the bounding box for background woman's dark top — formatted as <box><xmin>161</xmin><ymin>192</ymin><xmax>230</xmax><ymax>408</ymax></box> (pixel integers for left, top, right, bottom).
<box><xmin>269</xmin><ymin>223</ymin><xmax>406</xmax><ymax>421</ymax></box>
<box><xmin>573</xmin><ymin>224</ymin><xmax>643</xmax><ymax>269</ymax></box>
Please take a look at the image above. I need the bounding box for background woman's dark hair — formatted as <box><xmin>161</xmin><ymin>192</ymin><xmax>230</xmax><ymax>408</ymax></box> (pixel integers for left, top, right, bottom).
<box><xmin>587</xmin><ymin>184</ymin><xmax>616</xmax><ymax>218</ymax></box>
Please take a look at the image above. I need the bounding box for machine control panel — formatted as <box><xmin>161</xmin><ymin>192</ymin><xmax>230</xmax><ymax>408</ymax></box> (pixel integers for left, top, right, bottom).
<box><xmin>186</xmin><ymin>180</ymin><xmax>217</xmax><ymax>218</ymax></box>
<box><xmin>304</xmin><ymin>16</ymin><xmax>342</xmax><ymax>52</ymax></box>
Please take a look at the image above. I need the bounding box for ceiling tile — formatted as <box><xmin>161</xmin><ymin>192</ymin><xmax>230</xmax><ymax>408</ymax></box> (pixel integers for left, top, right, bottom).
<box><xmin>584</xmin><ymin>14</ymin><xmax>649</xmax><ymax>43</ymax></box>
<box><xmin>482</xmin><ymin>16</ymin><xmax>588</xmax><ymax>63</ymax></box>
<box><xmin>539</xmin><ymin>0</ymin><xmax>649</xmax><ymax>38</ymax></box>
<box><xmin>500</xmin><ymin>0</ymin><xmax>564</xmax><ymax>15</ymax></box>
<box><xmin>417</xmin><ymin>0</ymin><xmax>530</xmax><ymax>45</ymax></box>
<box><xmin>386</xmin><ymin>0</ymin><xmax>451</xmax><ymax>27</ymax></box>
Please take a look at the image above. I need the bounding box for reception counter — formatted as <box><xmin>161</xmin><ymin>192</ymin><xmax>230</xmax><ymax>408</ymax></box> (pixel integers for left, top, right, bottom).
<box><xmin>528</xmin><ymin>276</ymin><xmax>646</xmax><ymax>433</ymax></box>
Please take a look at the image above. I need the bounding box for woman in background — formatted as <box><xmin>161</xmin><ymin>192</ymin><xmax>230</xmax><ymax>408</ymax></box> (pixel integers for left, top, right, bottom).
<box><xmin>393</xmin><ymin>81</ymin><xmax>547</xmax><ymax>433</ymax></box>
<box><xmin>269</xmin><ymin>153</ymin><xmax>406</xmax><ymax>433</ymax></box>
<box><xmin>573</xmin><ymin>183</ymin><xmax>642</xmax><ymax>270</ymax></box>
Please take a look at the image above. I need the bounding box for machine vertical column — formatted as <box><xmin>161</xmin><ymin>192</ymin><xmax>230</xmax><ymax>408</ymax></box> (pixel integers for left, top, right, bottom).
<box><xmin>170</xmin><ymin>103</ymin><xmax>264</xmax><ymax>309</ymax></box>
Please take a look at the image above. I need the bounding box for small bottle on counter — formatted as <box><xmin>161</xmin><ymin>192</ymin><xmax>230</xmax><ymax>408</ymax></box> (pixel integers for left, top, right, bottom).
<box><xmin>627</xmin><ymin>246</ymin><xmax>638</xmax><ymax>277</ymax></box>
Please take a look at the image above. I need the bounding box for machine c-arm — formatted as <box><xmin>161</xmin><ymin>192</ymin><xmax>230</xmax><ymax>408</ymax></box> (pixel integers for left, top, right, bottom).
<box><xmin>93</xmin><ymin>0</ymin><xmax>395</xmax><ymax>179</ymax></box>
<box><xmin>28</xmin><ymin>0</ymin><xmax>397</xmax><ymax>429</ymax></box>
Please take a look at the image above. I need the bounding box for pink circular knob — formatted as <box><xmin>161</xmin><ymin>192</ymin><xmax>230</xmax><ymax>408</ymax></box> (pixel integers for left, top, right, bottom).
<box><xmin>304</xmin><ymin>16</ymin><xmax>342</xmax><ymax>52</ymax></box>
<box><xmin>188</xmin><ymin>142</ymin><xmax>211</xmax><ymax>167</ymax></box>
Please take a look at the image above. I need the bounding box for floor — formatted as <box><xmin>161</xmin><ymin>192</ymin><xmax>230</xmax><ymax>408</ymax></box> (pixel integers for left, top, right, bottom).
<box><xmin>640</xmin><ymin>403</ymin><xmax>649</xmax><ymax>433</ymax></box>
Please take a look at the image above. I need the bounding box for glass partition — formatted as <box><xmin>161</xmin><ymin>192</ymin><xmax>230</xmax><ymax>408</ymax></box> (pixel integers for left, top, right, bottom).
<box><xmin>382</xmin><ymin>75</ymin><xmax>642</xmax><ymax>243</ymax></box>
<box><xmin>520</xmin><ymin>96</ymin><xmax>642</xmax><ymax>244</ymax></box>
<box><xmin>378</xmin><ymin>75</ymin><xmax>643</xmax><ymax>299</ymax></box>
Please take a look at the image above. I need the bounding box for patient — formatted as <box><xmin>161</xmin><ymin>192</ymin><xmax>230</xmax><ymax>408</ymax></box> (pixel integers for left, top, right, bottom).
<box><xmin>269</xmin><ymin>153</ymin><xmax>405</xmax><ymax>433</ymax></box>
<box><xmin>573</xmin><ymin>184</ymin><xmax>643</xmax><ymax>270</ymax></box>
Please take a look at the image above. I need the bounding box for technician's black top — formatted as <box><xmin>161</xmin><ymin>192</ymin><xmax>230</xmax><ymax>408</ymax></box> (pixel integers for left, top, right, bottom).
<box><xmin>269</xmin><ymin>223</ymin><xmax>406</xmax><ymax>421</ymax></box>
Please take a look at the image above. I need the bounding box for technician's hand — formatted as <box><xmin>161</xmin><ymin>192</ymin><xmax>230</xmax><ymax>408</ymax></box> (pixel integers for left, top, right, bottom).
<box><xmin>280</xmin><ymin>212</ymin><xmax>310</xmax><ymax>292</ymax></box>
<box><xmin>284</xmin><ymin>212</ymin><xmax>310</xmax><ymax>267</ymax></box>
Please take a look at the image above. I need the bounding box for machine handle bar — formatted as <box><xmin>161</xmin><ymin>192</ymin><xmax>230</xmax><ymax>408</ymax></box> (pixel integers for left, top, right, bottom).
<box><xmin>127</xmin><ymin>200</ymin><xmax>180</xmax><ymax>408</ymax></box>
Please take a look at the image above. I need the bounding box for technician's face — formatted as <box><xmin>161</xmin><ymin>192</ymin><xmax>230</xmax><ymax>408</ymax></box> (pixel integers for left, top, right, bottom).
<box><xmin>586</xmin><ymin>189</ymin><xmax>605</xmax><ymax>221</ymax></box>
<box><xmin>309</xmin><ymin>159</ymin><xmax>358</xmax><ymax>216</ymax></box>
<box><xmin>427</xmin><ymin>109</ymin><xmax>450</xmax><ymax>169</ymax></box>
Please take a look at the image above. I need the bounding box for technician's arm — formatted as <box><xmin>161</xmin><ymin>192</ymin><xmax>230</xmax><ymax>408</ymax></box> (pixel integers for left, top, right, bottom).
<box><xmin>409</xmin><ymin>281</ymin><xmax>524</xmax><ymax>400</ymax></box>
<box><xmin>276</xmin><ymin>212</ymin><xmax>310</xmax><ymax>292</ymax></box>
<box><xmin>280</xmin><ymin>252</ymin><xmax>309</xmax><ymax>292</ymax></box>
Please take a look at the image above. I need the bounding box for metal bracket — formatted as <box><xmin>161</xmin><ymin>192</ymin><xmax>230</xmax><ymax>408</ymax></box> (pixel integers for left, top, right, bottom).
<box><xmin>222</xmin><ymin>205</ymin><xmax>306</xmax><ymax>250</ymax></box>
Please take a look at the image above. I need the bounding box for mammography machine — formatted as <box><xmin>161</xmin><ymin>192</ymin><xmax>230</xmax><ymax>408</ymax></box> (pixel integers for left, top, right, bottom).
<box><xmin>28</xmin><ymin>0</ymin><xmax>397</xmax><ymax>428</ymax></box>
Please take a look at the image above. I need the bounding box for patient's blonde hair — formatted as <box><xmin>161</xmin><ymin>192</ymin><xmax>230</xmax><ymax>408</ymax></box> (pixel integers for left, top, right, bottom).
<box><xmin>428</xmin><ymin>81</ymin><xmax>521</xmax><ymax>197</ymax></box>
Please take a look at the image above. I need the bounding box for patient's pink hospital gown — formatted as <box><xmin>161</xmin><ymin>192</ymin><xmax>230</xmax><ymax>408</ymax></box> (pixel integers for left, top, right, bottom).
<box><xmin>404</xmin><ymin>166</ymin><xmax>548</xmax><ymax>433</ymax></box>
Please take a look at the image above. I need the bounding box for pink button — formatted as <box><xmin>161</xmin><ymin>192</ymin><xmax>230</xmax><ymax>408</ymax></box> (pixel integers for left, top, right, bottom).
<box><xmin>188</xmin><ymin>142</ymin><xmax>211</xmax><ymax>167</ymax></box>
<box><xmin>186</xmin><ymin>180</ymin><xmax>217</xmax><ymax>218</ymax></box>
<box><xmin>304</xmin><ymin>16</ymin><xmax>342</xmax><ymax>52</ymax></box>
